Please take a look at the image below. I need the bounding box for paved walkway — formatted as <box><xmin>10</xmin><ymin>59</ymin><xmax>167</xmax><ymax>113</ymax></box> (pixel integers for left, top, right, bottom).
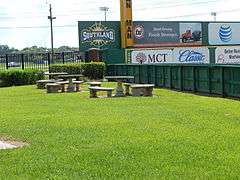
<box><xmin>0</xmin><ymin>141</ymin><xmax>17</xmax><ymax>150</ymax></box>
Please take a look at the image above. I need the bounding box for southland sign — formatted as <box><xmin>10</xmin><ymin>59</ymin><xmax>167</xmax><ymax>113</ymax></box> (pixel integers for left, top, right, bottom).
<box><xmin>130</xmin><ymin>47</ymin><xmax>209</xmax><ymax>64</ymax></box>
<box><xmin>81</xmin><ymin>22</ymin><xmax>115</xmax><ymax>47</ymax></box>
<box><xmin>215</xmin><ymin>47</ymin><xmax>240</xmax><ymax>64</ymax></box>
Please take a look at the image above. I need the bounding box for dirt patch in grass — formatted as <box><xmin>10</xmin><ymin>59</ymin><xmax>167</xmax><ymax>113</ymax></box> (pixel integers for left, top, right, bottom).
<box><xmin>0</xmin><ymin>137</ymin><xmax>28</xmax><ymax>150</ymax></box>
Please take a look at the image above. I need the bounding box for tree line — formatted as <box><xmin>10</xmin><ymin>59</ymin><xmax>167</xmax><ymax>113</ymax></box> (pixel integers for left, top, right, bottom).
<box><xmin>0</xmin><ymin>45</ymin><xmax>79</xmax><ymax>55</ymax></box>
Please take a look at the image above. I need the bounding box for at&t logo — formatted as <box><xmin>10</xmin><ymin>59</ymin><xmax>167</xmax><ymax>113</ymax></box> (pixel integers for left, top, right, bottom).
<box><xmin>219</xmin><ymin>25</ymin><xmax>232</xmax><ymax>43</ymax></box>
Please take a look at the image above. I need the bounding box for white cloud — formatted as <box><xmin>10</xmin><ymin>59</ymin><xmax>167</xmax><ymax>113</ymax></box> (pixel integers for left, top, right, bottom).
<box><xmin>0</xmin><ymin>0</ymin><xmax>240</xmax><ymax>49</ymax></box>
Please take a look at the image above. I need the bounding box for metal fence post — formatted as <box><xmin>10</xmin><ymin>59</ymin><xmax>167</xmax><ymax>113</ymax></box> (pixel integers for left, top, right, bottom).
<box><xmin>47</xmin><ymin>53</ymin><xmax>51</xmax><ymax>72</ymax></box>
<box><xmin>5</xmin><ymin>54</ymin><xmax>8</xmax><ymax>70</ymax></box>
<box><xmin>62</xmin><ymin>52</ymin><xmax>65</xmax><ymax>64</ymax></box>
<box><xmin>21</xmin><ymin>54</ymin><xmax>24</xmax><ymax>70</ymax></box>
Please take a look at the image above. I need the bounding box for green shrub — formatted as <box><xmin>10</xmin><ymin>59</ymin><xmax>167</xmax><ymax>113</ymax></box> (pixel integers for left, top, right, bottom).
<box><xmin>81</xmin><ymin>63</ymin><xmax>105</xmax><ymax>80</ymax></box>
<box><xmin>0</xmin><ymin>69</ymin><xmax>44</xmax><ymax>87</ymax></box>
<box><xmin>50</xmin><ymin>62</ymin><xmax>106</xmax><ymax>79</ymax></box>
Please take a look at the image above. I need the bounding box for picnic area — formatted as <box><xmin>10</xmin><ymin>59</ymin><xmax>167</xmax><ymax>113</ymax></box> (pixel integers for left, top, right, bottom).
<box><xmin>1</xmin><ymin>83</ymin><xmax>240</xmax><ymax>179</ymax></box>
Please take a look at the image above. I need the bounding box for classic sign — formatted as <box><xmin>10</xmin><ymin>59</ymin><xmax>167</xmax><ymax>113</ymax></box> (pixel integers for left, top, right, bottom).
<box><xmin>173</xmin><ymin>47</ymin><xmax>210</xmax><ymax>64</ymax></box>
<box><xmin>81</xmin><ymin>22</ymin><xmax>115</xmax><ymax>47</ymax></box>
<box><xmin>215</xmin><ymin>47</ymin><xmax>240</xmax><ymax>64</ymax></box>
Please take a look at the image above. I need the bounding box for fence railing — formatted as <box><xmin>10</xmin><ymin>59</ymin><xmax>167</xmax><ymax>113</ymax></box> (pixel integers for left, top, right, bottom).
<box><xmin>107</xmin><ymin>64</ymin><xmax>240</xmax><ymax>99</ymax></box>
<box><xmin>0</xmin><ymin>51</ymin><xmax>84</xmax><ymax>71</ymax></box>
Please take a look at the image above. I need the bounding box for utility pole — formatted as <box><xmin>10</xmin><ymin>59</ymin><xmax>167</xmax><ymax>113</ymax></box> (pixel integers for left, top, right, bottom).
<box><xmin>99</xmin><ymin>7</ymin><xmax>109</xmax><ymax>22</ymax></box>
<box><xmin>211</xmin><ymin>12</ymin><xmax>217</xmax><ymax>21</ymax></box>
<box><xmin>48</xmin><ymin>4</ymin><xmax>56</xmax><ymax>62</ymax></box>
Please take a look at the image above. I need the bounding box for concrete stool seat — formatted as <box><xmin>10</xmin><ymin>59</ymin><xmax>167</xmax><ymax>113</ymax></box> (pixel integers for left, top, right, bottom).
<box><xmin>130</xmin><ymin>84</ymin><xmax>155</xmax><ymax>97</ymax></box>
<box><xmin>88</xmin><ymin>86</ymin><xmax>114</xmax><ymax>98</ymax></box>
<box><xmin>73</xmin><ymin>80</ymin><xmax>84</xmax><ymax>92</ymax></box>
<box><xmin>46</xmin><ymin>83</ymin><xmax>62</xmax><ymax>93</ymax></box>
<box><xmin>56</xmin><ymin>81</ymin><xmax>84</xmax><ymax>92</ymax></box>
<box><xmin>36</xmin><ymin>79</ymin><xmax>56</xmax><ymax>89</ymax></box>
<box><xmin>124</xmin><ymin>83</ymin><xmax>131</xmax><ymax>96</ymax></box>
<box><xmin>56</xmin><ymin>81</ymin><xmax>69</xmax><ymax>92</ymax></box>
<box><xmin>88</xmin><ymin>82</ymin><xmax>102</xmax><ymax>87</ymax></box>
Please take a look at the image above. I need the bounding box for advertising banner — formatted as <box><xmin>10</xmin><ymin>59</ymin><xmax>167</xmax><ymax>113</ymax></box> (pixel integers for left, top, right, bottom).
<box><xmin>215</xmin><ymin>47</ymin><xmax>240</xmax><ymax>64</ymax></box>
<box><xmin>78</xmin><ymin>21</ymin><xmax>121</xmax><ymax>51</ymax></box>
<box><xmin>131</xmin><ymin>49</ymin><xmax>173</xmax><ymax>64</ymax></box>
<box><xmin>173</xmin><ymin>47</ymin><xmax>210</xmax><ymax>64</ymax></box>
<box><xmin>133</xmin><ymin>22</ymin><xmax>202</xmax><ymax>47</ymax></box>
<box><xmin>209</xmin><ymin>23</ymin><xmax>240</xmax><ymax>45</ymax></box>
<box><xmin>129</xmin><ymin>47</ymin><xmax>209</xmax><ymax>64</ymax></box>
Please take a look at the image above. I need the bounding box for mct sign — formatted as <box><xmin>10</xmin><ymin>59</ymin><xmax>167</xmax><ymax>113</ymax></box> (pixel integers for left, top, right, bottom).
<box><xmin>131</xmin><ymin>49</ymin><xmax>173</xmax><ymax>64</ymax></box>
<box><xmin>173</xmin><ymin>47</ymin><xmax>210</xmax><ymax>64</ymax></box>
<box><xmin>208</xmin><ymin>23</ymin><xmax>240</xmax><ymax>45</ymax></box>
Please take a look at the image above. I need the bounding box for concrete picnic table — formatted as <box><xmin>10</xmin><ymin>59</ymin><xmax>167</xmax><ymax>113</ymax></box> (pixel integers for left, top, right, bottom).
<box><xmin>105</xmin><ymin>76</ymin><xmax>134</xmax><ymax>97</ymax></box>
<box><xmin>58</xmin><ymin>74</ymin><xmax>84</xmax><ymax>92</ymax></box>
<box><xmin>44</xmin><ymin>72</ymin><xmax>68</xmax><ymax>79</ymax></box>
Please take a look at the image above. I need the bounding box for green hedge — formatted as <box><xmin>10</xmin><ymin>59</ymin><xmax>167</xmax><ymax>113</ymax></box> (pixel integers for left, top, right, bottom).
<box><xmin>0</xmin><ymin>69</ymin><xmax>44</xmax><ymax>87</ymax></box>
<box><xmin>49</xmin><ymin>62</ymin><xmax>106</xmax><ymax>79</ymax></box>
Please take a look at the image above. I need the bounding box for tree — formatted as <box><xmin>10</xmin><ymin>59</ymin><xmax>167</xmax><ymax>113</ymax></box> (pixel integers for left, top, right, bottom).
<box><xmin>55</xmin><ymin>46</ymin><xmax>79</xmax><ymax>53</ymax></box>
<box><xmin>0</xmin><ymin>45</ymin><xmax>18</xmax><ymax>55</ymax></box>
<box><xmin>21</xmin><ymin>46</ymin><xmax>49</xmax><ymax>54</ymax></box>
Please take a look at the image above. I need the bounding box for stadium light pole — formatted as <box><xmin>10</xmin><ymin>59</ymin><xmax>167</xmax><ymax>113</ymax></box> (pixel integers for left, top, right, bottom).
<box><xmin>48</xmin><ymin>4</ymin><xmax>56</xmax><ymax>62</ymax></box>
<box><xmin>99</xmin><ymin>7</ymin><xmax>109</xmax><ymax>21</ymax></box>
<box><xmin>211</xmin><ymin>12</ymin><xmax>217</xmax><ymax>21</ymax></box>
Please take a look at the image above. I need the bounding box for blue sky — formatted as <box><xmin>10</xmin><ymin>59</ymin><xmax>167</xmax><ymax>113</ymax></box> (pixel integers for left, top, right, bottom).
<box><xmin>0</xmin><ymin>0</ymin><xmax>239</xmax><ymax>49</ymax></box>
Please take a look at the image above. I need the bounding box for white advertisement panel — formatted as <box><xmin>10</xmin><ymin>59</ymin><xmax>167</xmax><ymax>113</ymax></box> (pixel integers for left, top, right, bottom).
<box><xmin>173</xmin><ymin>47</ymin><xmax>210</xmax><ymax>64</ymax></box>
<box><xmin>130</xmin><ymin>47</ymin><xmax>209</xmax><ymax>64</ymax></box>
<box><xmin>209</xmin><ymin>23</ymin><xmax>240</xmax><ymax>45</ymax></box>
<box><xmin>215</xmin><ymin>47</ymin><xmax>240</xmax><ymax>64</ymax></box>
<box><xmin>131</xmin><ymin>49</ymin><xmax>173</xmax><ymax>64</ymax></box>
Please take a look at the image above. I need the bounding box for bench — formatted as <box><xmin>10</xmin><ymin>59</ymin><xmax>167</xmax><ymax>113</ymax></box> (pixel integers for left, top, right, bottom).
<box><xmin>88</xmin><ymin>87</ymin><xmax>114</xmax><ymax>98</ymax></box>
<box><xmin>130</xmin><ymin>84</ymin><xmax>155</xmax><ymax>97</ymax></box>
<box><xmin>73</xmin><ymin>81</ymin><xmax>84</xmax><ymax>92</ymax></box>
<box><xmin>36</xmin><ymin>79</ymin><xmax>56</xmax><ymax>89</ymax></box>
<box><xmin>88</xmin><ymin>82</ymin><xmax>102</xmax><ymax>87</ymax></box>
<box><xmin>124</xmin><ymin>83</ymin><xmax>131</xmax><ymax>96</ymax></box>
<box><xmin>56</xmin><ymin>81</ymin><xmax>69</xmax><ymax>92</ymax></box>
<box><xmin>56</xmin><ymin>81</ymin><xmax>84</xmax><ymax>92</ymax></box>
<box><xmin>46</xmin><ymin>83</ymin><xmax>63</xmax><ymax>93</ymax></box>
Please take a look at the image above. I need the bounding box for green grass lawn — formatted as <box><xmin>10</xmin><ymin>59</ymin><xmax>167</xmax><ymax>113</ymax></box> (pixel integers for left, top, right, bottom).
<box><xmin>1</xmin><ymin>84</ymin><xmax>240</xmax><ymax>179</ymax></box>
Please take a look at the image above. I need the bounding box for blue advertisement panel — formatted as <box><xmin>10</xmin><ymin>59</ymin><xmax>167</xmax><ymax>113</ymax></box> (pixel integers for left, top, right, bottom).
<box><xmin>133</xmin><ymin>21</ymin><xmax>202</xmax><ymax>47</ymax></box>
<box><xmin>209</xmin><ymin>23</ymin><xmax>240</xmax><ymax>45</ymax></box>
